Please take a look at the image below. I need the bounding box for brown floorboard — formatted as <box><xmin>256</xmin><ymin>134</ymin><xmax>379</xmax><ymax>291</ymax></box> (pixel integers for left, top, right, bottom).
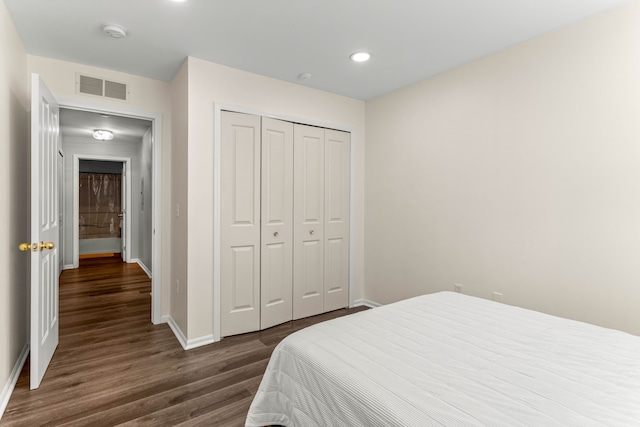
<box><xmin>1</xmin><ymin>256</ymin><xmax>367</xmax><ymax>426</ymax></box>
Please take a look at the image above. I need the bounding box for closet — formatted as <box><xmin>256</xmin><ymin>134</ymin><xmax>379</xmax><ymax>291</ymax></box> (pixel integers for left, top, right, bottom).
<box><xmin>220</xmin><ymin>111</ymin><xmax>350</xmax><ymax>337</ymax></box>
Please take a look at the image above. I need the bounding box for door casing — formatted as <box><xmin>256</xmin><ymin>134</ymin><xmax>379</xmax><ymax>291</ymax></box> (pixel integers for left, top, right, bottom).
<box><xmin>58</xmin><ymin>150</ymin><xmax>65</xmax><ymax>276</ymax></box>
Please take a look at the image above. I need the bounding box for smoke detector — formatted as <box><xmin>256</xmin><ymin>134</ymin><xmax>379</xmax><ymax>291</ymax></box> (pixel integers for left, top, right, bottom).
<box><xmin>103</xmin><ymin>24</ymin><xmax>127</xmax><ymax>39</ymax></box>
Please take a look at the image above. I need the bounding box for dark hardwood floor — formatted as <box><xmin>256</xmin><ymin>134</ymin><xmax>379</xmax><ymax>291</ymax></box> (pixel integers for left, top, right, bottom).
<box><xmin>1</xmin><ymin>256</ymin><xmax>366</xmax><ymax>426</ymax></box>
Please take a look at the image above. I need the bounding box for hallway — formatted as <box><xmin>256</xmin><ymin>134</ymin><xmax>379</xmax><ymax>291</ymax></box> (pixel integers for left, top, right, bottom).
<box><xmin>1</xmin><ymin>256</ymin><xmax>172</xmax><ymax>425</ymax></box>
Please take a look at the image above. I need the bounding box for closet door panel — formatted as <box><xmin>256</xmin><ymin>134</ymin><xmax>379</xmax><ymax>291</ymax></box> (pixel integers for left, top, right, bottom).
<box><xmin>221</xmin><ymin>111</ymin><xmax>261</xmax><ymax>337</ymax></box>
<box><xmin>261</xmin><ymin>118</ymin><xmax>294</xmax><ymax>330</ymax></box>
<box><xmin>301</xmin><ymin>239</ymin><xmax>323</xmax><ymax>296</ymax></box>
<box><xmin>324</xmin><ymin>129</ymin><xmax>350</xmax><ymax>312</ymax></box>
<box><xmin>293</xmin><ymin>124</ymin><xmax>325</xmax><ymax>320</ymax></box>
<box><xmin>229</xmin><ymin>245</ymin><xmax>258</xmax><ymax>309</ymax></box>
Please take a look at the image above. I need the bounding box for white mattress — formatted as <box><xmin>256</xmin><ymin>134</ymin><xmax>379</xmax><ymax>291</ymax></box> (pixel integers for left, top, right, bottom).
<box><xmin>246</xmin><ymin>292</ymin><xmax>640</xmax><ymax>426</ymax></box>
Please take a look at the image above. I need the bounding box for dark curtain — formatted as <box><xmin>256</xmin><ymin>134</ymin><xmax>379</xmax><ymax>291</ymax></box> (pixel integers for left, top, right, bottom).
<box><xmin>79</xmin><ymin>173</ymin><xmax>122</xmax><ymax>239</ymax></box>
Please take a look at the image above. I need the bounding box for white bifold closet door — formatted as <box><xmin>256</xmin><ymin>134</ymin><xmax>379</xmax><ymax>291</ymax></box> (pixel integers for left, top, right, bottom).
<box><xmin>323</xmin><ymin>129</ymin><xmax>350</xmax><ymax>312</ymax></box>
<box><xmin>293</xmin><ymin>125</ymin><xmax>325</xmax><ymax>319</ymax></box>
<box><xmin>260</xmin><ymin>118</ymin><xmax>294</xmax><ymax>330</ymax></box>
<box><xmin>220</xmin><ymin>112</ymin><xmax>262</xmax><ymax>337</ymax></box>
<box><xmin>221</xmin><ymin>111</ymin><xmax>350</xmax><ymax>337</ymax></box>
<box><xmin>293</xmin><ymin>125</ymin><xmax>351</xmax><ymax>319</ymax></box>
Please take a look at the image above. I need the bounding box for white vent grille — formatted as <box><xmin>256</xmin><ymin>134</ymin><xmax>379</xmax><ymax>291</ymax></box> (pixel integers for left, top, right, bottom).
<box><xmin>79</xmin><ymin>75</ymin><xmax>103</xmax><ymax>96</ymax></box>
<box><xmin>105</xmin><ymin>80</ymin><xmax>127</xmax><ymax>100</ymax></box>
<box><xmin>76</xmin><ymin>73</ymin><xmax>129</xmax><ymax>102</ymax></box>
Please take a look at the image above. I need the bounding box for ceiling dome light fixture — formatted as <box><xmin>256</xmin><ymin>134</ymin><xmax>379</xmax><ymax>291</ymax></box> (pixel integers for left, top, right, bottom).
<box><xmin>297</xmin><ymin>72</ymin><xmax>312</xmax><ymax>81</ymax></box>
<box><xmin>93</xmin><ymin>129</ymin><xmax>114</xmax><ymax>141</ymax></box>
<box><xmin>103</xmin><ymin>24</ymin><xmax>127</xmax><ymax>39</ymax></box>
<box><xmin>350</xmin><ymin>52</ymin><xmax>371</xmax><ymax>62</ymax></box>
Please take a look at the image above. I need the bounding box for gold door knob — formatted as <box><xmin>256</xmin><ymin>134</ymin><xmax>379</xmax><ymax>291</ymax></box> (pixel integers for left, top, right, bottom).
<box><xmin>117</xmin><ymin>213</ymin><xmax>123</xmax><ymax>218</ymax></box>
<box><xmin>309</xmin><ymin>230</ymin><xmax>315</xmax><ymax>235</ymax></box>
<box><xmin>19</xmin><ymin>243</ymin><xmax>32</xmax><ymax>251</ymax></box>
<box><xmin>40</xmin><ymin>242</ymin><xmax>55</xmax><ymax>250</ymax></box>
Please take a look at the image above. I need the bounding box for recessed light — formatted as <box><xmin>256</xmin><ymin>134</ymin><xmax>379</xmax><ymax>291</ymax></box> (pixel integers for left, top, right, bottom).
<box><xmin>93</xmin><ymin>130</ymin><xmax>114</xmax><ymax>141</ymax></box>
<box><xmin>169</xmin><ymin>0</ymin><xmax>188</xmax><ymax>2</ymax></box>
<box><xmin>350</xmin><ymin>52</ymin><xmax>371</xmax><ymax>62</ymax></box>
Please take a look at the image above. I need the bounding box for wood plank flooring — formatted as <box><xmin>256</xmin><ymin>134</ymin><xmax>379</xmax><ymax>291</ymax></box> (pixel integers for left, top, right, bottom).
<box><xmin>1</xmin><ymin>256</ymin><xmax>367</xmax><ymax>426</ymax></box>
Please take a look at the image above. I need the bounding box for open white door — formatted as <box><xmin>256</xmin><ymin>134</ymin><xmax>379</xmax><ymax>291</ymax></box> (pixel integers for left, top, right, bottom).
<box><xmin>29</xmin><ymin>74</ymin><xmax>60</xmax><ymax>389</ymax></box>
<box><xmin>121</xmin><ymin>162</ymin><xmax>127</xmax><ymax>261</ymax></box>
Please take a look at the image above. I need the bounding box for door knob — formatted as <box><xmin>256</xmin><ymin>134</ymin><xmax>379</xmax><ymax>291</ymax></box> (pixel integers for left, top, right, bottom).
<box><xmin>309</xmin><ymin>230</ymin><xmax>315</xmax><ymax>235</ymax></box>
<box><xmin>19</xmin><ymin>243</ymin><xmax>32</xmax><ymax>251</ymax></box>
<box><xmin>273</xmin><ymin>231</ymin><xmax>279</xmax><ymax>237</ymax></box>
<box><xmin>40</xmin><ymin>242</ymin><xmax>55</xmax><ymax>250</ymax></box>
<box><xmin>117</xmin><ymin>213</ymin><xmax>124</xmax><ymax>218</ymax></box>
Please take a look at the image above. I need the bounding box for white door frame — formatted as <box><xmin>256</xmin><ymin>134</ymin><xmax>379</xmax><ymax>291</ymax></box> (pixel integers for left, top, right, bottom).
<box><xmin>212</xmin><ymin>102</ymin><xmax>357</xmax><ymax>342</ymax></box>
<box><xmin>58</xmin><ymin>149</ymin><xmax>65</xmax><ymax>277</ymax></box>
<box><xmin>73</xmin><ymin>154</ymin><xmax>132</xmax><ymax>265</ymax></box>
<box><xmin>58</xmin><ymin>97</ymin><xmax>163</xmax><ymax>324</ymax></box>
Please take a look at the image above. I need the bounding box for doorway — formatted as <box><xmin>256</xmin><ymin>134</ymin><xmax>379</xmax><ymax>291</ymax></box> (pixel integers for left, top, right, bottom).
<box><xmin>58</xmin><ymin>104</ymin><xmax>162</xmax><ymax>323</ymax></box>
<box><xmin>59</xmin><ymin>106</ymin><xmax>150</xmax><ymax>270</ymax></box>
<box><xmin>78</xmin><ymin>159</ymin><xmax>125</xmax><ymax>260</ymax></box>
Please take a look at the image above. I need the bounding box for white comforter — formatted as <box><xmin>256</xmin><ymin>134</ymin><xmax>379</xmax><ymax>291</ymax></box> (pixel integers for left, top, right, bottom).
<box><xmin>246</xmin><ymin>292</ymin><xmax>640</xmax><ymax>426</ymax></box>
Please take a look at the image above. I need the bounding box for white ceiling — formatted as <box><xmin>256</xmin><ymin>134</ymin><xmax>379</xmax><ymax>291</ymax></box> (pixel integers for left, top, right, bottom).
<box><xmin>4</xmin><ymin>0</ymin><xmax>631</xmax><ymax>100</ymax></box>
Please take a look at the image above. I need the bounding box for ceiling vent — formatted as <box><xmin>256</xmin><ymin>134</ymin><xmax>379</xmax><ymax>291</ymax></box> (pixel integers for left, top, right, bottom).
<box><xmin>76</xmin><ymin>73</ymin><xmax>129</xmax><ymax>102</ymax></box>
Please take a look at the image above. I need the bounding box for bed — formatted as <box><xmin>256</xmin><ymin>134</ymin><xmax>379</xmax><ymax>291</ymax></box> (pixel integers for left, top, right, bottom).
<box><xmin>245</xmin><ymin>292</ymin><xmax>640</xmax><ymax>426</ymax></box>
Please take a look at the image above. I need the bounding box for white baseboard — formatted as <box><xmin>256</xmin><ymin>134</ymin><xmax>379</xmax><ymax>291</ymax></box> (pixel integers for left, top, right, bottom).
<box><xmin>185</xmin><ymin>334</ymin><xmax>215</xmax><ymax>350</ymax></box>
<box><xmin>353</xmin><ymin>298</ymin><xmax>382</xmax><ymax>308</ymax></box>
<box><xmin>63</xmin><ymin>264</ymin><xmax>74</xmax><ymax>270</ymax></box>
<box><xmin>162</xmin><ymin>315</ymin><xmax>188</xmax><ymax>349</ymax></box>
<box><xmin>161</xmin><ymin>315</ymin><xmax>215</xmax><ymax>351</ymax></box>
<box><xmin>131</xmin><ymin>258</ymin><xmax>152</xmax><ymax>278</ymax></box>
<box><xmin>0</xmin><ymin>343</ymin><xmax>29</xmax><ymax>420</ymax></box>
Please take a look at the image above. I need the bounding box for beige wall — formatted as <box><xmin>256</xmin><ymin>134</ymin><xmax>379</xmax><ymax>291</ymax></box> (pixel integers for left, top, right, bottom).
<box><xmin>181</xmin><ymin>57</ymin><xmax>366</xmax><ymax>339</ymax></box>
<box><xmin>27</xmin><ymin>55</ymin><xmax>173</xmax><ymax>317</ymax></box>
<box><xmin>170</xmin><ymin>60</ymin><xmax>189</xmax><ymax>334</ymax></box>
<box><xmin>365</xmin><ymin>2</ymin><xmax>640</xmax><ymax>335</ymax></box>
<box><xmin>0</xmin><ymin>0</ymin><xmax>28</xmax><ymax>411</ymax></box>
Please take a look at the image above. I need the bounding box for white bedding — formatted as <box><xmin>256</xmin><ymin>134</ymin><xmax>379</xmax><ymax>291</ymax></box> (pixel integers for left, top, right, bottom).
<box><xmin>245</xmin><ymin>292</ymin><xmax>640</xmax><ymax>426</ymax></box>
